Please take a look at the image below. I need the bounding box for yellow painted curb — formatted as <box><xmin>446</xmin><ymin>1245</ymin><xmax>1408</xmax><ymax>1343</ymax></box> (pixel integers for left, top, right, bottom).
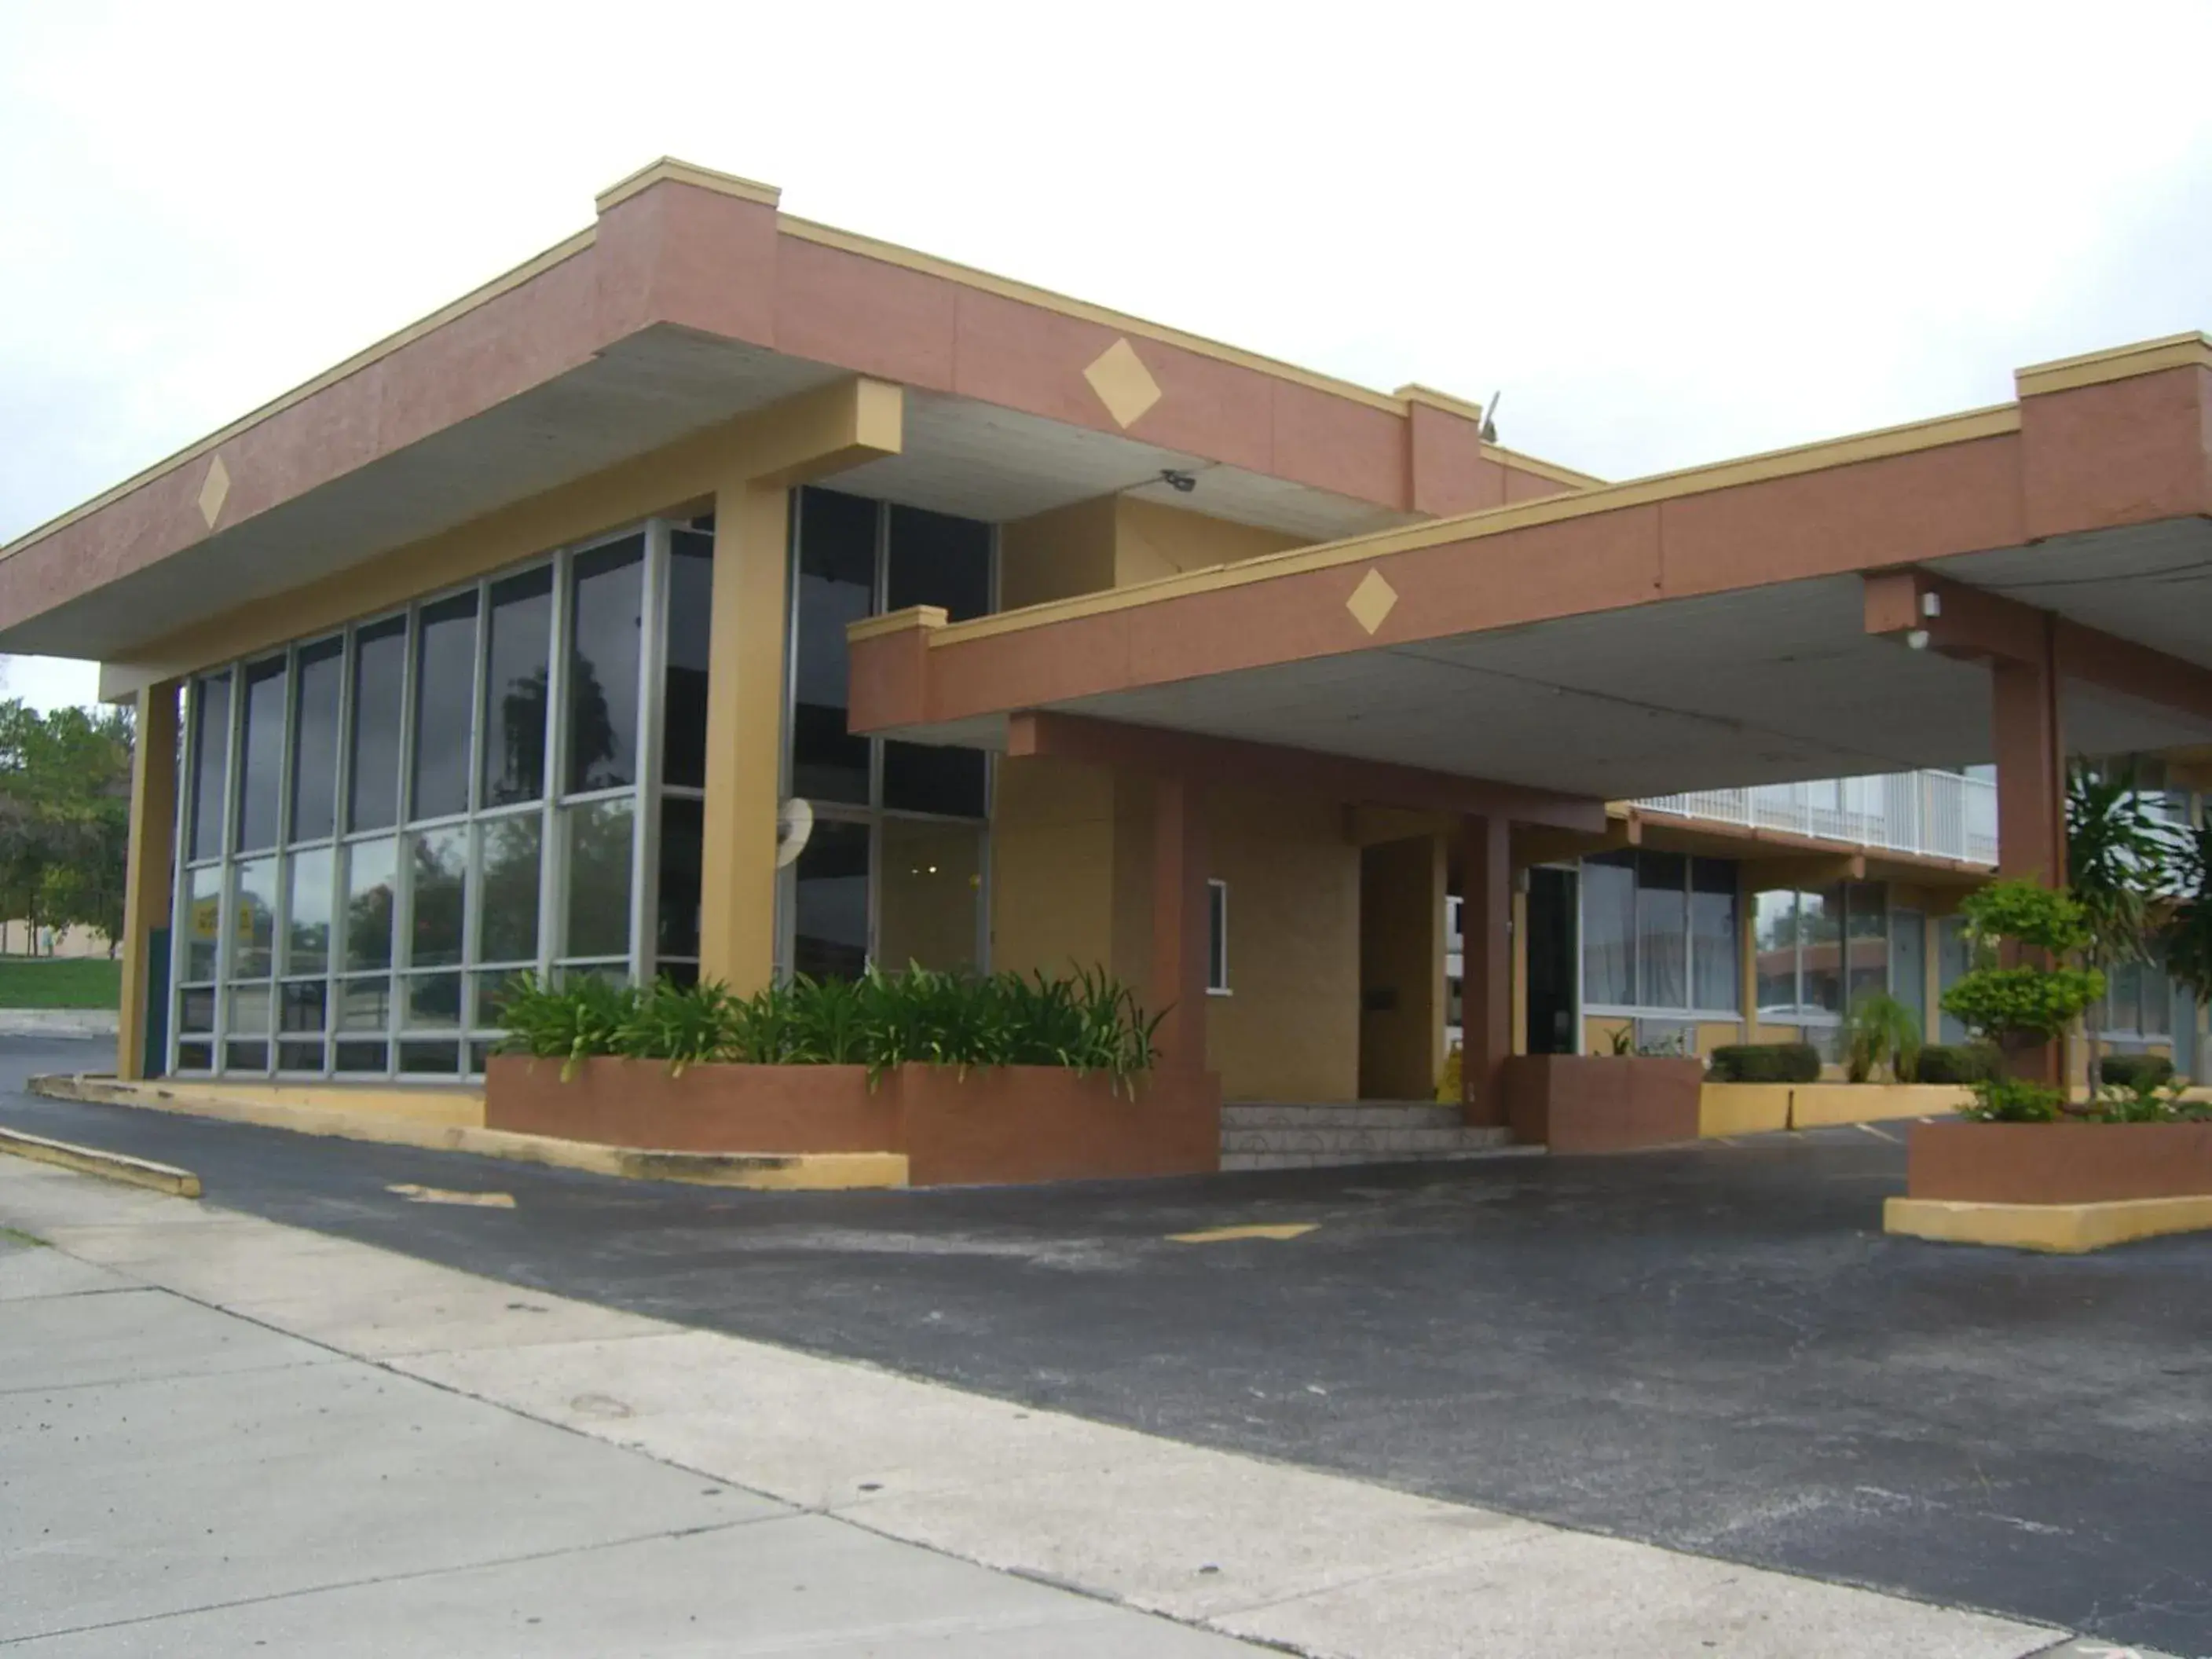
<box><xmin>0</xmin><ymin>1124</ymin><xmax>201</xmax><ymax>1199</ymax></box>
<box><xmin>1697</xmin><ymin>1084</ymin><xmax>1791</xmax><ymax>1137</ymax></box>
<box><xmin>27</xmin><ymin>1075</ymin><xmax>907</xmax><ymax>1192</ymax></box>
<box><xmin>1790</xmin><ymin>1083</ymin><xmax>1972</xmax><ymax>1129</ymax></box>
<box><xmin>1167</xmin><ymin>1223</ymin><xmax>1317</xmax><ymax>1243</ymax></box>
<box><xmin>1884</xmin><ymin>1194</ymin><xmax>2212</xmax><ymax>1253</ymax></box>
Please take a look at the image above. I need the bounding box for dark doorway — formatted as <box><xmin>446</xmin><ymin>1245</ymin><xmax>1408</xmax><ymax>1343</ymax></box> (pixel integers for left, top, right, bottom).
<box><xmin>1525</xmin><ymin>866</ymin><xmax>1577</xmax><ymax>1054</ymax></box>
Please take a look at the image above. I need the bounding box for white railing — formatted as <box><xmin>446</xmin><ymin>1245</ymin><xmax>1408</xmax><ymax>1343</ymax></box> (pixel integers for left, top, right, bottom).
<box><xmin>1635</xmin><ymin>771</ymin><xmax>1999</xmax><ymax>865</ymax></box>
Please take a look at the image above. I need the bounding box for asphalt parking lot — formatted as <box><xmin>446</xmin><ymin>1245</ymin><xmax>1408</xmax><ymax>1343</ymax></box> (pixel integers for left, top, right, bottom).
<box><xmin>5</xmin><ymin>1036</ymin><xmax>2208</xmax><ymax>1654</ymax></box>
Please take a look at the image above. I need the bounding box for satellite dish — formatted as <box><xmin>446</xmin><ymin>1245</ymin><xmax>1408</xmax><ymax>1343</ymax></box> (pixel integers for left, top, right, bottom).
<box><xmin>776</xmin><ymin>797</ymin><xmax>815</xmax><ymax>869</ymax></box>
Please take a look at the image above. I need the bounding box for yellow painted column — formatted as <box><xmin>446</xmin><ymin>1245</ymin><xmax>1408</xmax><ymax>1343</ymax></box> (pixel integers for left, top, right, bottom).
<box><xmin>1924</xmin><ymin>912</ymin><xmax>1943</xmax><ymax>1045</ymax></box>
<box><xmin>1738</xmin><ymin>868</ymin><xmax>1759</xmax><ymax>1044</ymax></box>
<box><xmin>698</xmin><ymin>479</ymin><xmax>791</xmax><ymax>995</ymax></box>
<box><xmin>116</xmin><ymin>682</ymin><xmax>179</xmax><ymax>1080</ymax></box>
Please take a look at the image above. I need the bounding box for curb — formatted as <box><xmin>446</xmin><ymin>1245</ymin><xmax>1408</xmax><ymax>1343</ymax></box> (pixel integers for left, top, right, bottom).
<box><xmin>0</xmin><ymin>1123</ymin><xmax>201</xmax><ymax>1198</ymax></box>
<box><xmin>1884</xmin><ymin>1193</ymin><xmax>2212</xmax><ymax>1253</ymax></box>
<box><xmin>27</xmin><ymin>1074</ymin><xmax>906</xmax><ymax>1192</ymax></box>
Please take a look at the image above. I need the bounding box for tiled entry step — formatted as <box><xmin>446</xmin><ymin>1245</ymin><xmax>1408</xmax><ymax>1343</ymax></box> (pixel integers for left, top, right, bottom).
<box><xmin>1220</xmin><ymin>1103</ymin><xmax>1521</xmax><ymax>1170</ymax></box>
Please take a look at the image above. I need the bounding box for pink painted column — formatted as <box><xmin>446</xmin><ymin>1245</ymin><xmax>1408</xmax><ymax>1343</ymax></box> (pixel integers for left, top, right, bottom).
<box><xmin>1151</xmin><ymin>775</ymin><xmax>1211</xmax><ymax>1075</ymax></box>
<box><xmin>1460</xmin><ymin>814</ymin><xmax>1513</xmax><ymax>1126</ymax></box>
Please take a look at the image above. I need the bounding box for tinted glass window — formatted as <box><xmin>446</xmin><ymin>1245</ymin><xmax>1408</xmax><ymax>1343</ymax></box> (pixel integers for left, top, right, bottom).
<box><xmin>562</xmin><ymin>798</ymin><xmax>633</xmax><ymax>958</ymax></box>
<box><xmin>343</xmin><ymin>837</ymin><xmax>398</xmax><ymax>972</ymax></box>
<box><xmin>1690</xmin><ymin>858</ymin><xmax>1738</xmax><ymax>1012</ymax></box>
<box><xmin>234</xmin><ymin>656</ymin><xmax>286</xmax><ymax>852</ymax></box>
<box><xmin>791</xmin><ymin>489</ymin><xmax>874</xmax><ymax>804</ymax></box>
<box><xmin>657</xmin><ymin>796</ymin><xmax>703</xmax><ymax>961</ymax></box>
<box><xmin>409</xmin><ymin>826</ymin><xmax>467</xmax><ymax>968</ymax></box>
<box><xmin>886</xmin><ymin>504</ymin><xmax>991</xmax><ymax>621</ymax></box>
<box><xmin>1635</xmin><ymin>852</ymin><xmax>1687</xmax><ymax>1009</ymax></box>
<box><xmin>290</xmin><ymin>639</ymin><xmax>342</xmax><ymax>842</ymax></box>
<box><xmin>477</xmin><ymin>815</ymin><xmax>542</xmax><ymax>965</ymax></box>
<box><xmin>793</xmin><ymin>818</ymin><xmax>870</xmax><ymax>980</ymax></box>
<box><xmin>1756</xmin><ymin>890</ymin><xmax>1800</xmax><ymax>1013</ymax></box>
<box><xmin>349</xmin><ymin>618</ymin><xmax>407</xmax><ymax>832</ymax></box>
<box><xmin>881</xmin><ymin>742</ymin><xmax>986</xmax><ymax>818</ymax></box>
<box><xmin>566</xmin><ymin>537</ymin><xmax>644</xmax><ymax>793</ymax></box>
<box><xmin>664</xmin><ymin>530</ymin><xmax>712</xmax><ymax>790</ymax></box>
<box><xmin>410</xmin><ymin>591</ymin><xmax>478</xmax><ymax>821</ymax></box>
<box><xmin>188</xmin><ymin>672</ymin><xmax>231</xmax><ymax>862</ymax></box>
<box><xmin>1580</xmin><ymin>850</ymin><xmax>1635</xmax><ymax>1006</ymax></box>
<box><xmin>482</xmin><ymin>567</ymin><xmax>552</xmax><ymax>807</ymax></box>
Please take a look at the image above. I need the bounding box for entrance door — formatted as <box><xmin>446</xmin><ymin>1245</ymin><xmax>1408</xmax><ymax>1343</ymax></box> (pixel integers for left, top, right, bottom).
<box><xmin>1525</xmin><ymin>866</ymin><xmax>1577</xmax><ymax>1055</ymax></box>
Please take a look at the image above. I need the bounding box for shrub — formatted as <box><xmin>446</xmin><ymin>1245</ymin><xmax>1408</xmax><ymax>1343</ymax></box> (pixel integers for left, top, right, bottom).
<box><xmin>1941</xmin><ymin>965</ymin><xmax>2104</xmax><ymax>1042</ymax></box>
<box><xmin>1956</xmin><ymin>879</ymin><xmax>2093</xmax><ymax>959</ymax></box>
<box><xmin>2097</xmin><ymin>1053</ymin><xmax>2175</xmax><ymax>1092</ymax></box>
<box><xmin>495</xmin><ymin>964</ymin><xmax>1164</xmax><ymax>1094</ymax></box>
<box><xmin>1708</xmin><ymin>1043</ymin><xmax>1821</xmax><ymax>1084</ymax></box>
<box><xmin>1912</xmin><ymin>1044</ymin><xmax>1998</xmax><ymax>1085</ymax></box>
<box><xmin>1844</xmin><ymin>991</ymin><xmax>1921</xmax><ymax>1083</ymax></box>
<box><xmin>1965</xmin><ymin>1078</ymin><xmax>2067</xmax><ymax>1122</ymax></box>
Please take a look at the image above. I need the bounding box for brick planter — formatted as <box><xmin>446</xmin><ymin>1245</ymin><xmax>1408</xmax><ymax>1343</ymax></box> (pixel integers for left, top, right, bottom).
<box><xmin>1500</xmin><ymin>1054</ymin><xmax>1705</xmax><ymax>1153</ymax></box>
<box><xmin>484</xmin><ymin>1056</ymin><xmax>1221</xmax><ymax>1186</ymax></box>
<box><xmin>1906</xmin><ymin>1120</ymin><xmax>2212</xmax><ymax>1204</ymax></box>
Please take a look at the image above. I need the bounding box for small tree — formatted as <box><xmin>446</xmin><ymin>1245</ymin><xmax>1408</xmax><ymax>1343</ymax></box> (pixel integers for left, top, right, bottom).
<box><xmin>1940</xmin><ymin>880</ymin><xmax>2104</xmax><ymax>1121</ymax></box>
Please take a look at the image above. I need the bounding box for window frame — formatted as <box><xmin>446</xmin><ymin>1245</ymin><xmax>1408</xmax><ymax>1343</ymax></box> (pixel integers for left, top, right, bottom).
<box><xmin>1206</xmin><ymin>878</ymin><xmax>1230</xmax><ymax>996</ymax></box>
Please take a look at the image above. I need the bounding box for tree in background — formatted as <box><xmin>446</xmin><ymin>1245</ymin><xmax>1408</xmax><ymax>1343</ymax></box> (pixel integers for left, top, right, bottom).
<box><xmin>0</xmin><ymin>700</ymin><xmax>134</xmax><ymax>955</ymax></box>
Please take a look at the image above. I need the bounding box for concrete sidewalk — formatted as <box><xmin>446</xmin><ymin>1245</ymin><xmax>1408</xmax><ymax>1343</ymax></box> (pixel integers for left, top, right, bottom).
<box><xmin>0</xmin><ymin>1152</ymin><xmax>2164</xmax><ymax>1658</ymax></box>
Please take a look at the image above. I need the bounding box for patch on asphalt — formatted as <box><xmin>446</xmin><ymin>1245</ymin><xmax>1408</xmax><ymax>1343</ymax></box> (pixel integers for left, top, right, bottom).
<box><xmin>1167</xmin><ymin>1223</ymin><xmax>1317</xmax><ymax>1243</ymax></box>
<box><xmin>387</xmin><ymin>1183</ymin><xmax>516</xmax><ymax>1209</ymax></box>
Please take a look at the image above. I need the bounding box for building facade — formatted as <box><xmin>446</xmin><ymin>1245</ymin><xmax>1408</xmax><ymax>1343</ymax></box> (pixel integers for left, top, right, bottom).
<box><xmin>4</xmin><ymin>159</ymin><xmax>2210</xmax><ymax>1115</ymax></box>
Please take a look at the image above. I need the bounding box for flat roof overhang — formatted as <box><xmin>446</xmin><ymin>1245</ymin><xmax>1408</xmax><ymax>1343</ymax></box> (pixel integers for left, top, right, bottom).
<box><xmin>848</xmin><ymin>336</ymin><xmax>2212</xmax><ymax>806</ymax></box>
<box><xmin>0</xmin><ymin>158</ymin><xmax>1592</xmax><ymax>677</ymax></box>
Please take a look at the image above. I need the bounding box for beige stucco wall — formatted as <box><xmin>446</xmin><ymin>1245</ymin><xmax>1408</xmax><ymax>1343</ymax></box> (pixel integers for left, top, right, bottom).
<box><xmin>1358</xmin><ymin>836</ymin><xmax>1445</xmax><ymax>1100</ymax></box>
<box><xmin>999</xmin><ymin>494</ymin><xmax>1307</xmax><ymax>613</ymax></box>
<box><xmin>988</xmin><ymin>760</ymin><xmax>1359</xmax><ymax>1101</ymax></box>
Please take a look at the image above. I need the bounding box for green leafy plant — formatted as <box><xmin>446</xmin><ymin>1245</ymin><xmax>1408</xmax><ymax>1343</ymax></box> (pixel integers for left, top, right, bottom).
<box><xmin>1602</xmin><ymin>1025</ymin><xmax>1633</xmax><ymax>1057</ymax></box>
<box><xmin>2164</xmin><ymin>819</ymin><xmax>2212</xmax><ymax>1013</ymax></box>
<box><xmin>1912</xmin><ymin>1043</ymin><xmax>1998</xmax><ymax>1085</ymax></box>
<box><xmin>1708</xmin><ymin>1042</ymin><xmax>1821</xmax><ymax>1084</ymax></box>
<box><xmin>2097</xmin><ymin>1052</ymin><xmax>2174</xmax><ymax>1093</ymax></box>
<box><xmin>1844</xmin><ymin>990</ymin><xmax>1922</xmax><ymax>1083</ymax></box>
<box><xmin>493</xmin><ymin>963</ymin><xmax>1165</xmax><ymax>1096</ymax></box>
<box><xmin>1943</xmin><ymin>880</ymin><xmax>2104</xmax><ymax>1122</ymax></box>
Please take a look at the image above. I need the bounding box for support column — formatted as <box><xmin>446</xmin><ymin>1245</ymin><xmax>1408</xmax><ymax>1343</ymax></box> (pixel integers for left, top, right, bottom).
<box><xmin>116</xmin><ymin>683</ymin><xmax>178</xmax><ymax>1081</ymax></box>
<box><xmin>1990</xmin><ymin>617</ymin><xmax>2067</xmax><ymax>1086</ymax></box>
<box><xmin>1150</xmin><ymin>774</ymin><xmax>1210</xmax><ymax>1075</ymax></box>
<box><xmin>1738</xmin><ymin>867</ymin><xmax>1760</xmax><ymax>1044</ymax></box>
<box><xmin>698</xmin><ymin>480</ymin><xmax>791</xmax><ymax>995</ymax></box>
<box><xmin>1459</xmin><ymin>814</ymin><xmax>1512</xmax><ymax>1125</ymax></box>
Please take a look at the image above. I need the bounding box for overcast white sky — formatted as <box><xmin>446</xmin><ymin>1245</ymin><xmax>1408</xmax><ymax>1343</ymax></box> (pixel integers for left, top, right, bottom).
<box><xmin>3</xmin><ymin>0</ymin><xmax>2207</xmax><ymax>711</ymax></box>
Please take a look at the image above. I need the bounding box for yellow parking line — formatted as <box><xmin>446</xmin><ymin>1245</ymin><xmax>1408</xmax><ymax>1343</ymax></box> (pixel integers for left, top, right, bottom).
<box><xmin>1167</xmin><ymin>1223</ymin><xmax>1317</xmax><ymax>1243</ymax></box>
<box><xmin>387</xmin><ymin>1183</ymin><xmax>516</xmax><ymax>1208</ymax></box>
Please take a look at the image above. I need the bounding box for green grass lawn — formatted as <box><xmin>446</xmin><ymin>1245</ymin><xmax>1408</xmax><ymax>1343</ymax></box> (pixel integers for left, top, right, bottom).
<box><xmin>0</xmin><ymin>957</ymin><xmax>122</xmax><ymax>1009</ymax></box>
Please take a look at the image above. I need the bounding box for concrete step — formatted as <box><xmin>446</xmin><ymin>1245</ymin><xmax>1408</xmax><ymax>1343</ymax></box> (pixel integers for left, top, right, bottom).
<box><xmin>1221</xmin><ymin>1145</ymin><xmax>1534</xmax><ymax>1171</ymax></box>
<box><xmin>1220</xmin><ymin>1103</ymin><xmax>1465</xmax><ymax>1131</ymax></box>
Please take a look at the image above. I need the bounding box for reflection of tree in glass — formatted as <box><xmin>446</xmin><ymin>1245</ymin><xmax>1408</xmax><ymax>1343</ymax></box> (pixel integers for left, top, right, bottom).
<box><xmin>346</xmin><ymin>882</ymin><xmax>394</xmax><ymax>972</ymax></box>
<box><xmin>410</xmin><ymin>837</ymin><xmax>465</xmax><ymax>965</ymax></box>
<box><xmin>566</xmin><ymin>804</ymin><xmax>632</xmax><ymax>958</ymax></box>
<box><xmin>489</xmin><ymin>668</ymin><xmax>550</xmax><ymax>805</ymax></box>
<box><xmin>566</xmin><ymin>657</ymin><xmax>621</xmax><ymax>792</ymax></box>
<box><xmin>479</xmin><ymin>818</ymin><xmax>541</xmax><ymax>964</ymax></box>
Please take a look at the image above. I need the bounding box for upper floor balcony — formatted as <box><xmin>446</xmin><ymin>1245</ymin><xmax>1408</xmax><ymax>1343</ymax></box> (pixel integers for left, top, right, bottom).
<box><xmin>1634</xmin><ymin>770</ymin><xmax>2000</xmax><ymax>866</ymax></box>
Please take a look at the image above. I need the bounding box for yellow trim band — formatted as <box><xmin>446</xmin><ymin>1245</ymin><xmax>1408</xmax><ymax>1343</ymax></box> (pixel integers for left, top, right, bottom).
<box><xmin>1884</xmin><ymin>1193</ymin><xmax>2212</xmax><ymax>1253</ymax></box>
<box><xmin>2014</xmin><ymin>331</ymin><xmax>2212</xmax><ymax>398</ymax></box>
<box><xmin>596</xmin><ymin>156</ymin><xmax>781</xmax><ymax>214</ymax></box>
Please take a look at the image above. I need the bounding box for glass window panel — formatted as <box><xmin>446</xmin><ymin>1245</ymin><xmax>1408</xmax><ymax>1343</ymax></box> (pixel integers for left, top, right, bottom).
<box><xmin>467</xmin><ymin>1038</ymin><xmax>496</xmax><ymax>1075</ymax></box>
<box><xmin>1844</xmin><ymin>881</ymin><xmax>1889</xmax><ymax>1007</ymax></box>
<box><xmin>335</xmin><ymin>976</ymin><xmax>393</xmax><ymax>1033</ymax></box>
<box><xmin>398</xmin><ymin>1040</ymin><xmax>462</xmax><ymax>1075</ymax></box>
<box><xmin>1890</xmin><ymin>910</ymin><xmax>1927</xmax><ymax>1033</ymax></box>
<box><xmin>794</xmin><ymin>819</ymin><xmax>870</xmax><ymax>981</ymax></box>
<box><xmin>289</xmin><ymin>638</ymin><xmax>343</xmax><ymax>842</ymax></box>
<box><xmin>187</xmin><ymin>672</ymin><xmax>231</xmax><ymax>861</ymax></box>
<box><xmin>278</xmin><ymin>980</ymin><xmax>326</xmax><ymax>1033</ymax></box>
<box><xmin>410</xmin><ymin>591</ymin><xmax>478</xmax><ymax>821</ymax></box>
<box><xmin>224</xmin><ymin>983</ymin><xmax>271</xmax><ymax>1037</ymax></box>
<box><xmin>223</xmin><ymin>1041</ymin><xmax>268</xmax><ymax>1073</ymax></box>
<box><xmin>566</xmin><ymin>536</ymin><xmax>645</xmax><ymax>793</ymax></box>
<box><xmin>791</xmin><ymin>488</ymin><xmax>876</xmax><ymax>805</ymax></box>
<box><xmin>348</xmin><ymin>617</ymin><xmax>407</xmax><ymax>832</ymax></box>
<box><xmin>343</xmin><ymin>837</ymin><xmax>398</xmax><ymax>972</ymax></box>
<box><xmin>1690</xmin><ymin>859</ymin><xmax>1738</xmax><ymax>1013</ymax></box>
<box><xmin>659</xmin><ymin>961</ymin><xmax>700</xmax><ymax>992</ymax></box>
<box><xmin>1635</xmin><ymin>852</ymin><xmax>1688</xmax><ymax>1010</ymax></box>
<box><xmin>1755</xmin><ymin>890</ymin><xmax>1800</xmax><ymax>1015</ymax></box>
<box><xmin>482</xmin><ymin>566</ymin><xmax>553</xmax><ymax>807</ymax></box>
<box><xmin>562</xmin><ymin>798</ymin><xmax>634</xmax><ymax>959</ymax></box>
<box><xmin>2107</xmin><ymin>958</ymin><xmax>2143</xmax><ymax>1035</ymax></box>
<box><xmin>1208</xmin><ymin>881</ymin><xmax>1229</xmax><ymax>993</ymax></box>
<box><xmin>333</xmin><ymin>1040</ymin><xmax>388</xmax><ymax>1074</ymax></box>
<box><xmin>177</xmin><ymin>1041</ymin><xmax>214</xmax><ymax>1072</ymax></box>
<box><xmin>881</xmin><ymin>742</ymin><xmax>987</xmax><ymax>819</ymax></box>
<box><xmin>879</xmin><ymin>819</ymin><xmax>982</xmax><ymax>974</ymax></box>
<box><xmin>182</xmin><ymin>866</ymin><xmax>222</xmax><ymax>982</ymax></box>
<box><xmin>404</xmin><ymin>972</ymin><xmax>463</xmax><ymax>1031</ymax></box>
<box><xmin>663</xmin><ymin>531</ymin><xmax>712</xmax><ymax>790</ymax></box>
<box><xmin>278</xmin><ymin>1040</ymin><xmax>326</xmax><ymax>1072</ymax></box>
<box><xmin>886</xmin><ymin>504</ymin><xmax>991</xmax><ymax>621</ymax></box>
<box><xmin>1801</xmin><ymin>887</ymin><xmax>1844</xmax><ymax>1015</ymax></box>
<box><xmin>657</xmin><ymin>797</ymin><xmax>702</xmax><ymax>961</ymax></box>
<box><xmin>234</xmin><ymin>655</ymin><xmax>287</xmax><ymax>851</ymax></box>
<box><xmin>408</xmin><ymin>826</ymin><xmax>467</xmax><ymax>968</ymax></box>
<box><xmin>476</xmin><ymin>815</ymin><xmax>542</xmax><ymax>965</ymax></box>
<box><xmin>282</xmin><ymin>847</ymin><xmax>333</xmax><ymax>975</ymax></box>
<box><xmin>1580</xmin><ymin>850</ymin><xmax>1635</xmax><ymax>1006</ymax></box>
<box><xmin>474</xmin><ymin>969</ymin><xmax>526</xmax><ymax>1029</ymax></box>
<box><xmin>178</xmin><ymin>987</ymin><xmax>215</xmax><ymax>1035</ymax></box>
<box><xmin>229</xmin><ymin>856</ymin><xmax>277</xmax><ymax>979</ymax></box>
